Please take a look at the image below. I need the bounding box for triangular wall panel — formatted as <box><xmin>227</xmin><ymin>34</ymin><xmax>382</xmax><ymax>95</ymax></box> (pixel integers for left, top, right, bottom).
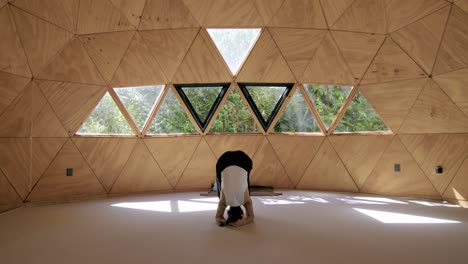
<box><xmin>0</xmin><ymin>169</ymin><xmax>23</xmax><ymax>213</ymax></box>
<box><xmin>443</xmin><ymin>157</ymin><xmax>468</xmax><ymax>201</ymax></box>
<box><xmin>12</xmin><ymin>0</ymin><xmax>79</xmax><ymax>33</ymax></box>
<box><xmin>205</xmin><ymin>134</ymin><xmax>263</xmax><ymax>158</ymax></box>
<box><xmin>109</xmin><ymin>0</ymin><xmax>146</xmax><ymax>28</ymax></box>
<box><xmin>297</xmin><ymin>139</ymin><xmax>358</xmax><ymax>192</ymax></box>
<box><xmin>182</xmin><ymin>0</ymin><xmax>213</xmax><ymax>25</ymax></box>
<box><xmin>0</xmin><ymin>71</ymin><xmax>30</xmax><ymax>116</ymax></box>
<box><xmin>77</xmin><ymin>0</ymin><xmax>135</xmax><ymax>34</ymax></box>
<box><xmin>269</xmin><ymin>28</ymin><xmax>327</xmax><ymax>79</ymax></box>
<box><xmin>320</xmin><ymin>0</ymin><xmax>354</xmax><ymax>26</ymax></box>
<box><xmin>300</xmin><ymin>33</ymin><xmax>355</xmax><ymax>85</ymax></box>
<box><xmin>11</xmin><ymin>6</ymin><xmax>74</xmax><ymax>76</ymax></box>
<box><xmin>0</xmin><ymin>5</ymin><xmax>31</xmax><ymax>77</ymax></box>
<box><xmin>329</xmin><ymin>135</ymin><xmax>393</xmax><ymax>188</ymax></box>
<box><xmin>28</xmin><ymin>140</ymin><xmax>106</xmax><ymax>202</ymax></box>
<box><xmin>456</xmin><ymin>0</ymin><xmax>468</xmax><ymax>14</ymax></box>
<box><xmin>204</xmin><ymin>0</ymin><xmax>263</xmax><ymax>27</ymax></box>
<box><xmin>80</xmin><ymin>31</ymin><xmax>136</xmax><ymax>84</ymax></box>
<box><xmin>361</xmin><ymin>137</ymin><xmax>441</xmax><ymax>198</ymax></box>
<box><xmin>361</xmin><ymin>38</ymin><xmax>426</xmax><ymax>84</ymax></box>
<box><xmin>268</xmin><ymin>0</ymin><xmax>327</xmax><ymax>29</ymax></box>
<box><xmin>140</xmin><ymin>28</ymin><xmax>199</xmax><ymax>81</ymax></box>
<box><xmin>0</xmin><ymin>138</ymin><xmax>31</xmax><ymax>200</ymax></box>
<box><xmin>399</xmin><ymin>79</ymin><xmax>468</xmax><ymax>133</ymax></box>
<box><xmin>0</xmin><ymin>82</ymin><xmax>32</xmax><ymax>137</ymax></box>
<box><xmin>74</xmin><ymin>138</ymin><xmax>138</xmax><ymax>192</ymax></box>
<box><xmin>237</xmin><ymin>30</ymin><xmax>295</xmax><ymax>83</ymax></box>
<box><xmin>254</xmin><ymin>0</ymin><xmax>284</xmax><ymax>25</ymax></box>
<box><xmin>434</xmin><ymin>68</ymin><xmax>468</xmax><ymax>116</ymax></box>
<box><xmin>400</xmin><ymin>134</ymin><xmax>468</xmax><ymax>194</ymax></box>
<box><xmin>359</xmin><ymin>78</ymin><xmax>428</xmax><ymax>132</ymax></box>
<box><xmin>250</xmin><ymin>138</ymin><xmax>293</xmax><ymax>188</ymax></box>
<box><xmin>268</xmin><ymin>135</ymin><xmax>324</xmax><ymax>186</ymax></box>
<box><xmin>37</xmin><ymin>38</ymin><xmax>106</xmax><ymax>85</ymax></box>
<box><xmin>391</xmin><ymin>6</ymin><xmax>450</xmax><ymax>75</ymax></box>
<box><xmin>145</xmin><ymin>137</ymin><xmax>201</xmax><ymax>188</ymax></box>
<box><xmin>332</xmin><ymin>0</ymin><xmax>386</xmax><ymax>34</ymax></box>
<box><xmin>139</xmin><ymin>0</ymin><xmax>198</xmax><ymax>30</ymax></box>
<box><xmin>31</xmin><ymin>138</ymin><xmax>67</xmax><ymax>187</ymax></box>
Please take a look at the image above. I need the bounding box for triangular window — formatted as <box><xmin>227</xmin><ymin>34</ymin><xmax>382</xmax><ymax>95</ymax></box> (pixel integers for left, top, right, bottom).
<box><xmin>335</xmin><ymin>92</ymin><xmax>389</xmax><ymax>133</ymax></box>
<box><xmin>238</xmin><ymin>83</ymin><xmax>293</xmax><ymax>131</ymax></box>
<box><xmin>77</xmin><ymin>92</ymin><xmax>133</xmax><ymax>135</ymax></box>
<box><xmin>207</xmin><ymin>28</ymin><xmax>261</xmax><ymax>75</ymax></box>
<box><xmin>114</xmin><ymin>85</ymin><xmax>164</xmax><ymax>131</ymax></box>
<box><xmin>174</xmin><ymin>84</ymin><xmax>229</xmax><ymax>132</ymax></box>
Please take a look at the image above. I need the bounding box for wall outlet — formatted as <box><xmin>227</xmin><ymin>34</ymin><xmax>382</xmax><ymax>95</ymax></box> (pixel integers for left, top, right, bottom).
<box><xmin>66</xmin><ymin>168</ymin><xmax>73</xmax><ymax>176</ymax></box>
<box><xmin>394</xmin><ymin>164</ymin><xmax>401</xmax><ymax>172</ymax></box>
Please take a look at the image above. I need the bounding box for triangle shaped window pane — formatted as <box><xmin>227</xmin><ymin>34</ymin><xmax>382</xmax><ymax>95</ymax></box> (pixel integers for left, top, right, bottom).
<box><xmin>114</xmin><ymin>85</ymin><xmax>164</xmax><ymax>131</ymax></box>
<box><xmin>335</xmin><ymin>92</ymin><xmax>389</xmax><ymax>133</ymax></box>
<box><xmin>209</xmin><ymin>89</ymin><xmax>260</xmax><ymax>133</ymax></box>
<box><xmin>175</xmin><ymin>84</ymin><xmax>229</xmax><ymax>132</ymax></box>
<box><xmin>207</xmin><ymin>28</ymin><xmax>261</xmax><ymax>75</ymax></box>
<box><xmin>146</xmin><ymin>89</ymin><xmax>197</xmax><ymax>134</ymax></box>
<box><xmin>303</xmin><ymin>84</ymin><xmax>353</xmax><ymax>129</ymax></box>
<box><xmin>239</xmin><ymin>83</ymin><xmax>293</xmax><ymax>131</ymax></box>
<box><xmin>274</xmin><ymin>89</ymin><xmax>321</xmax><ymax>133</ymax></box>
<box><xmin>77</xmin><ymin>92</ymin><xmax>133</xmax><ymax>135</ymax></box>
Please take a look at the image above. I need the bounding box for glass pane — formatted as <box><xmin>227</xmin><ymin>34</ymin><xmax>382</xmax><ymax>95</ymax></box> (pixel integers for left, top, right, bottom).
<box><xmin>209</xmin><ymin>89</ymin><xmax>259</xmax><ymax>133</ymax></box>
<box><xmin>77</xmin><ymin>92</ymin><xmax>133</xmax><ymax>135</ymax></box>
<box><xmin>246</xmin><ymin>85</ymin><xmax>287</xmax><ymax>123</ymax></box>
<box><xmin>335</xmin><ymin>92</ymin><xmax>389</xmax><ymax>132</ymax></box>
<box><xmin>207</xmin><ymin>28</ymin><xmax>261</xmax><ymax>74</ymax></box>
<box><xmin>304</xmin><ymin>84</ymin><xmax>353</xmax><ymax>128</ymax></box>
<box><xmin>274</xmin><ymin>89</ymin><xmax>321</xmax><ymax>133</ymax></box>
<box><xmin>114</xmin><ymin>85</ymin><xmax>164</xmax><ymax>130</ymax></box>
<box><xmin>181</xmin><ymin>86</ymin><xmax>223</xmax><ymax>125</ymax></box>
<box><xmin>147</xmin><ymin>90</ymin><xmax>197</xmax><ymax>134</ymax></box>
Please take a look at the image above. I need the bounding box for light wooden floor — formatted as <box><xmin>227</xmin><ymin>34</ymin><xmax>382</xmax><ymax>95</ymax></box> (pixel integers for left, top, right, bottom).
<box><xmin>1</xmin><ymin>191</ymin><xmax>467</xmax><ymax>264</ymax></box>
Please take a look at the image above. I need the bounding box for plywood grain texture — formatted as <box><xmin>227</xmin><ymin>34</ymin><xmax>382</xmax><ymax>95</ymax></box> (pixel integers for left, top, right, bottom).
<box><xmin>0</xmin><ymin>82</ymin><xmax>32</xmax><ymax>137</ymax></box>
<box><xmin>443</xmin><ymin>156</ymin><xmax>468</xmax><ymax>201</ymax></box>
<box><xmin>31</xmin><ymin>138</ymin><xmax>67</xmax><ymax>187</ymax></box>
<box><xmin>320</xmin><ymin>0</ymin><xmax>354</xmax><ymax>26</ymax></box>
<box><xmin>434</xmin><ymin>68</ymin><xmax>468</xmax><ymax>116</ymax></box>
<box><xmin>254</xmin><ymin>0</ymin><xmax>284</xmax><ymax>25</ymax></box>
<box><xmin>182</xmin><ymin>0</ymin><xmax>213</xmax><ymax>25</ymax></box>
<box><xmin>203</xmin><ymin>0</ymin><xmax>263</xmax><ymax>27</ymax></box>
<box><xmin>0</xmin><ymin>71</ymin><xmax>30</xmax><ymax>117</ymax></box>
<box><xmin>205</xmin><ymin>134</ymin><xmax>263</xmax><ymax>159</ymax></box>
<box><xmin>0</xmin><ymin>138</ymin><xmax>31</xmax><ymax>199</ymax></box>
<box><xmin>77</xmin><ymin>0</ymin><xmax>135</xmax><ymax>34</ymax></box>
<box><xmin>0</xmin><ymin>169</ymin><xmax>23</xmax><ymax>213</ymax></box>
<box><xmin>332</xmin><ymin>0</ymin><xmax>386</xmax><ymax>34</ymax></box>
<box><xmin>269</xmin><ymin>0</ymin><xmax>327</xmax><ymax>29</ymax></box>
<box><xmin>139</xmin><ymin>0</ymin><xmax>198</xmax><ymax>30</ymax></box>
<box><xmin>109</xmin><ymin>0</ymin><xmax>146</xmax><ymax>28</ymax></box>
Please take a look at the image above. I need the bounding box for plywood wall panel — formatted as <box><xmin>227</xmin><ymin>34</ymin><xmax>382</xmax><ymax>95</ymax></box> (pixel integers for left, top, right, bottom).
<box><xmin>109</xmin><ymin>0</ymin><xmax>146</xmax><ymax>28</ymax></box>
<box><xmin>320</xmin><ymin>0</ymin><xmax>354</xmax><ymax>26</ymax></box>
<box><xmin>332</xmin><ymin>0</ymin><xmax>386</xmax><ymax>34</ymax></box>
<box><xmin>31</xmin><ymin>138</ymin><xmax>67</xmax><ymax>187</ymax></box>
<box><xmin>205</xmin><ymin>134</ymin><xmax>263</xmax><ymax>159</ymax></box>
<box><xmin>434</xmin><ymin>68</ymin><xmax>468</xmax><ymax>116</ymax></box>
<box><xmin>0</xmin><ymin>138</ymin><xmax>31</xmax><ymax>200</ymax></box>
<box><xmin>269</xmin><ymin>0</ymin><xmax>327</xmax><ymax>29</ymax></box>
<box><xmin>77</xmin><ymin>0</ymin><xmax>135</xmax><ymax>34</ymax></box>
<box><xmin>254</xmin><ymin>0</ymin><xmax>284</xmax><ymax>25</ymax></box>
<box><xmin>0</xmin><ymin>170</ymin><xmax>23</xmax><ymax>213</ymax></box>
<box><xmin>74</xmin><ymin>138</ymin><xmax>138</xmax><ymax>192</ymax></box>
<box><xmin>182</xmin><ymin>0</ymin><xmax>213</xmax><ymax>25</ymax></box>
<box><xmin>456</xmin><ymin>0</ymin><xmax>468</xmax><ymax>14</ymax></box>
<box><xmin>443</xmin><ymin>157</ymin><xmax>468</xmax><ymax>201</ymax></box>
<box><xmin>203</xmin><ymin>0</ymin><xmax>263</xmax><ymax>27</ymax></box>
<box><xmin>0</xmin><ymin>71</ymin><xmax>30</xmax><ymax>117</ymax></box>
<box><xmin>0</xmin><ymin>83</ymin><xmax>32</xmax><ymax>137</ymax></box>
<box><xmin>139</xmin><ymin>0</ymin><xmax>198</xmax><ymax>30</ymax></box>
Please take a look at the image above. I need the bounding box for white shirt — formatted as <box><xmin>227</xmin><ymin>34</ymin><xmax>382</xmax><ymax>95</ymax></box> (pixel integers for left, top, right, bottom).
<box><xmin>221</xmin><ymin>165</ymin><xmax>248</xmax><ymax>207</ymax></box>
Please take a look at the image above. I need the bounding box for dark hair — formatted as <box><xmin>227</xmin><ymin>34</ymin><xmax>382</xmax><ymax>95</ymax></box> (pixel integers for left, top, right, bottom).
<box><xmin>226</xmin><ymin>206</ymin><xmax>243</xmax><ymax>224</ymax></box>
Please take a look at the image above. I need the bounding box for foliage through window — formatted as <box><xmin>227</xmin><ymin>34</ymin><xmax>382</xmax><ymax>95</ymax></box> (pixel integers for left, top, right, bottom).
<box><xmin>78</xmin><ymin>92</ymin><xmax>133</xmax><ymax>135</ymax></box>
<box><xmin>207</xmin><ymin>28</ymin><xmax>261</xmax><ymax>75</ymax></box>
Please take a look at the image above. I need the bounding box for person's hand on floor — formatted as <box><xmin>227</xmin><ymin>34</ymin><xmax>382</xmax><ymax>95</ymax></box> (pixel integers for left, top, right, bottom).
<box><xmin>216</xmin><ymin>217</ymin><xmax>225</xmax><ymax>226</ymax></box>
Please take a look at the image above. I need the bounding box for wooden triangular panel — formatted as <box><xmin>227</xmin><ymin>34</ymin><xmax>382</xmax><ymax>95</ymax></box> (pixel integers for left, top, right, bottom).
<box><xmin>254</xmin><ymin>0</ymin><xmax>284</xmax><ymax>25</ymax></box>
<box><xmin>12</xmin><ymin>0</ymin><xmax>79</xmax><ymax>32</ymax></box>
<box><xmin>0</xmin><ymin>169</ymin><xmax>23</xmax><ymax>213</ymax></box>
<box><xmin>333</xmin><ymin>31</ymin><xmax>386</xmax><ymax>81</ymax></box>
<box><xmin>0</xmin><ymin>71</ymin><xmax>30</xmax><ymax>116</ymax></box>
<box><xmin>320</xmin><ymin>0</ymin><xmax>354</xmax><ymax>26</ymax></box>
<box><xmin>401</xmin><ymin>134</ymin><xmax>468</xmax><ymax>194</ymax></box>
<box><xmin>433</xmin><ymin>6</ymin><xmax>468</xmax><ymax>75</ymax></box>
<box><xmin>109</xmin><ymin>0</ymin><xmax>146</xmax><ymax>28</ymax></box>
<box><xmin>176</xmin><ymin>138</ymin><xmax>217</xmax><ymax>190</ymax></box>
<box><xmin>203</xmin><ymin>0</ymin><xmax>263</xmax><ymax>27</ymax></box>
<box><xmin>31</xmin><ymin>78</ymin><xmax>47</xmax><ymax>118</ymax></box>
<box><xmin>173</xmin><ymin>31</ymin><xmax>231</xmax><ymax>83</ymax></box>
<box><xmin>250</xmin><ymin>138</ymin><xmax>293</xmax><ymax>188</ymax></box>
<box><xmin>31</xmin><ymin>138</ymin><xmax>67</xmax><ymax>186</ymax></box>
<box><xmin>443</xmin><ymin>157</ymin><xmax>468</xmax><ymax>201</ymax></box>
<box><xmin>37</xmin><ymin>80</ymin><xmax>106</xmax><ymax>136</ymax></box>
<box><xmin>37</xmin><ymin>38</ymin><xmax>106</xmax><ymax>85</ymax></box>
<box><xmin>332</xmin><ymin>0</ymin><xmax>386</xmax><ymax>34</ymax></box>
<box><xmin>237</xmin><ymin>30</ymin><xmax>295</xmax><ymax>82</ymax></box>
<box><xmin>139</xmin><ymin>0</ymin><xmax>198</xmax><ymax>30</ymax></box>
<box><xmin>329</xmin><ymin>135</ymin><xmax>393</xmax><ymax>188</ymax></box>
<box><xmin>361</xmin><ymin>137</ymin><xmax>441</xmax><ymax>198</ymax></box>
<box><xmin>182</xmin><ymin>0</ymin><xmax>213</xmax><ymax>25</ymax></box>
<box><xmin>0</xmin><ymin>83</ymin><xmax>32</xmax><ymax>137</ymax></box>
<box><xmin>399</xmin><ymin>79</ymin><xmax>468</xmax><ymax>133</ymax></box>
<box><xmin>386</xmin><ymin>0</ymin><xmax>449</xmax><ymax>33</ymax></box>
<box><xmin>300</xmin><ymin>33</ymin><xmax>355</xmax><ymax>85</ymax></box>
<box><xmin>74</xmin><ymin>138</ymin><xmax>138</xmax><ymax>192</ymax></box>
<box><xmin>268</xmin><ymin>135</ymin><xmax>324</xmax><ymax>186</ymax></box>
<box><xmin>31</xmin><ymin>83</ymin><xmax>68</xmax><ymax>137</ymax></box>
<box><xmin>359</xmin><ymin>78</ymin><xmax>428</xmax><ymax>132</ymax></box>
<box><xmin>391</xmin><ymin>6</ymin><xmax>450</xmax><ymax>75</ymax></box>
<box><xmin>0</xmin><ymin>0</ymin><xmax>7</xmax><ymax>8</ymax></box>
<box><xmin>0</xmin><ymin>138</ymin><xmax>30</xmax><ymax>200</ymax></box>
<box><xmin>77</xmin><ymin>0</ymin><xmax>135</xmax><ymax>34</ymax></box>
<box><xmin>434</xmin><ymin>68</ymin><xmax>468</xmax><ymax>116</ymax></box>
<box><xmin>28</xmin><ymin>140</ymin><xmax>106</xmax><ymax>202</ymax></box>
<box><xmin>269</xmin><ymin>28</ymin><xmax>327</xmax><ymax>79</ymax></box>
<box><xmin>205</xmin><ymin>134</ymin><xmax>263</xmax><ymax>159</ymax></box>
<box><xmin>140</xmin><ymin>28</ymin><xmax>198</xmax><ymax>81</ymax></box>
<box><xmin>457</xmin><ymin>0</ymin><xmax>468</xmax><ymax>14</ymax></box>
<box><xmin>11</xmin><ymin>6</ymin><xmax>74</xmax><ymax>76</ymax></box>
<box><xmin>268</xmin><ymin>0</ymin><xmax>327</xmax><ymax>29</ymax></box>
<box><xmin>297</xmin><ymin>139</ymin><xmax>358</xmax><ymax>192</ymax></box>
<box><xmin>0</xmin><ymin>6</ymin><xmax>31</xmax><ymax>77</ymax></box>
<box><xmin>145</xmin><ymin>137</ymin><xmax>201</xmax><ymax>188</ymax></box>
<box><xmin>80</xmin><ymin>31</ymin><xmax>135</xmax><ymax>84</ymax></box>
<box><xmin>361</xmin><ymin>38</ymin><xmax>426</xmax><ymax>84</ymax></box>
